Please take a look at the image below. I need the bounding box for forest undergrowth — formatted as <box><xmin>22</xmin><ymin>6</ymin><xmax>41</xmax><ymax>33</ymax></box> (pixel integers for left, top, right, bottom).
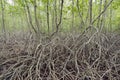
<box><xmin>0</xmin><ymin>31</ymin><xmax>120</xmax><ymax>80</ymax></box>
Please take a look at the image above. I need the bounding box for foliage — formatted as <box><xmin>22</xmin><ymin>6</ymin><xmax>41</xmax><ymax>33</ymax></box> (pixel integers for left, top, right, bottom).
<box><xmin>0</xmin><ymin>0</ymin><xmax>120</xmax><ymax>33</ymax></box>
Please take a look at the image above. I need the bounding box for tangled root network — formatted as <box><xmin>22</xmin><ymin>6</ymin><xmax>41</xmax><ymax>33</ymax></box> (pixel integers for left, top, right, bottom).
<box><xmin>0</xmin><ymin>32</ymin><xmax>120</xmax><ymax>80</ymax></box>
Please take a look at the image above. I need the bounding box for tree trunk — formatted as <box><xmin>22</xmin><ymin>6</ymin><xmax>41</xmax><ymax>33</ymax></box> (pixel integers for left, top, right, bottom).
<box><xmin>72</xmin><ymin>0</ymin><xmax>74</xmax><ymax>29</ymax></box>
<box><xmin>47</xmin><ymin>0</ymin><xmax>50</xmax><ymax>34</ymax></box>
<box><xmin>97</xmin><ymin>0</ymin><xmax>102</xmax><ymax>30</ymax></box>
<box><xmin>89</xmin><ymin>0</ymin><xmax>92</xmax><ymax>25</ymax></box>
<box><xmin>51</xmin><ymin>0</ymin><xmax>64</xmax><ymax>37</ymax></box>
<box><xmin>24</xmin><ymin>0</ymin><xmax>37</xmax><ymax>34</ymax></box>
<box><xmin>1</xmin><ymin>0</ymin><xmax>6</xmax><ymax>43</ymax></box>
<box><xmin>34</xmin><ymin>0</ymin><xmax>40</xmax><ymax>35</ymax></box>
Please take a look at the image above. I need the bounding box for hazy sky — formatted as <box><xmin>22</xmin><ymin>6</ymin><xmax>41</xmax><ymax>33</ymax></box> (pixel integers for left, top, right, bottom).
<box><xmin>7</xmin><ymin>0</ymin><xmax>96</xmax><ymax>5</ymax></box>
<box><xmin>7</xmin><ymin>0</ymin><xmax>14</xmax><ymax>5</ymax></box>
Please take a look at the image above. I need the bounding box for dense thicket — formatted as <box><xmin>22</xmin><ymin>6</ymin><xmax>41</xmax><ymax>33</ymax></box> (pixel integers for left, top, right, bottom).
<box><xmin>0</xmin><ymin>0</ymin><xmax>120</xmax><ymax>80</ymax></box>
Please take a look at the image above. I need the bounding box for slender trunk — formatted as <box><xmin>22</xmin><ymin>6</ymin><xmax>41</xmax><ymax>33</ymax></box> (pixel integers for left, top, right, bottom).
<box><xmin>56</xmin><ymin>0</ymin><xmax>64</xmax><ymax>33</ymax></box>
<box><xmin>109</xmin><ymin>5</ymin><xmax>112</xmax><ymax>31</ymax></box>
<box><xmin>97</xmin><ymin>0</ymin><xmax>102</xmax><ymax>30</ymax></box>
<box><xmin>23</xmin><ymin>4</ymin><xmax>31</xmax><ymax>33</ymax></box>
<box><xmin>47</xmin><ymin>0</ymin><xmax>50</xmax><ymax>34</ymax></box>
<box><xmin>24</xmin><ymin>0</ymin><xmax>37</xmax><ymax>34</ymax></box>
<box><xmin>92</xmin><ymin>0</ymin><xmax>113</xmax><ymax>24</ymax></box>
<box><xmin>89</xmin><ymin>0</ymin><xmax>92</xmax><ymax>25</ymax></box>
<box><xmin>100</xmin><ymin>0</ymin><xmax>107</xmax><ymax>32</ymax></box>
<box><xmin>52</xmin><ymin>3</ymin><xmax>55</xmax><ymax>32</ymax></box>
<box><xmin>89</xmin><ymin>0</ymin><xmax>93</xmax><ymax>35</ymax></box>
<box><xmin>34</xmin><ymin>0</ymin><xmax>40</xmax><ymax>34</ymax></box>
<box><xmin>82</xmin><ymin>0</ymin><xmax>84</xmax><ymax>16</ymax></box>
<box><xmin>51</xmin><ymin>0</ymin><xmax>64</xmax><ymax>37</ymax></box>
<box><xmin>1</xmin><ymin>0</ymin><xmax>6</xmax><ymax>42</ymax></box>
<box><xmin>76</xmin><ymin>0</ymin><xmax>84</xmax><ymax>28</ymax></box>
<box><xmin>55</xmin><ymin>0</ymin><xmax>57</xmax><ymax>28</ymax></box>
<box><xmin>71</xmin><ymin>0</ymin><xmax>74</xmax><ymax>29</ymax></box>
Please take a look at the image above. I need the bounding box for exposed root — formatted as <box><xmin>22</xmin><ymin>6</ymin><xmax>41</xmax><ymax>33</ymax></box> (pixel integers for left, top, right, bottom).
<box><xmin>0</xmin><ymin>32</ymin><xmax>120</xmax><ymax>80</ymax></box>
